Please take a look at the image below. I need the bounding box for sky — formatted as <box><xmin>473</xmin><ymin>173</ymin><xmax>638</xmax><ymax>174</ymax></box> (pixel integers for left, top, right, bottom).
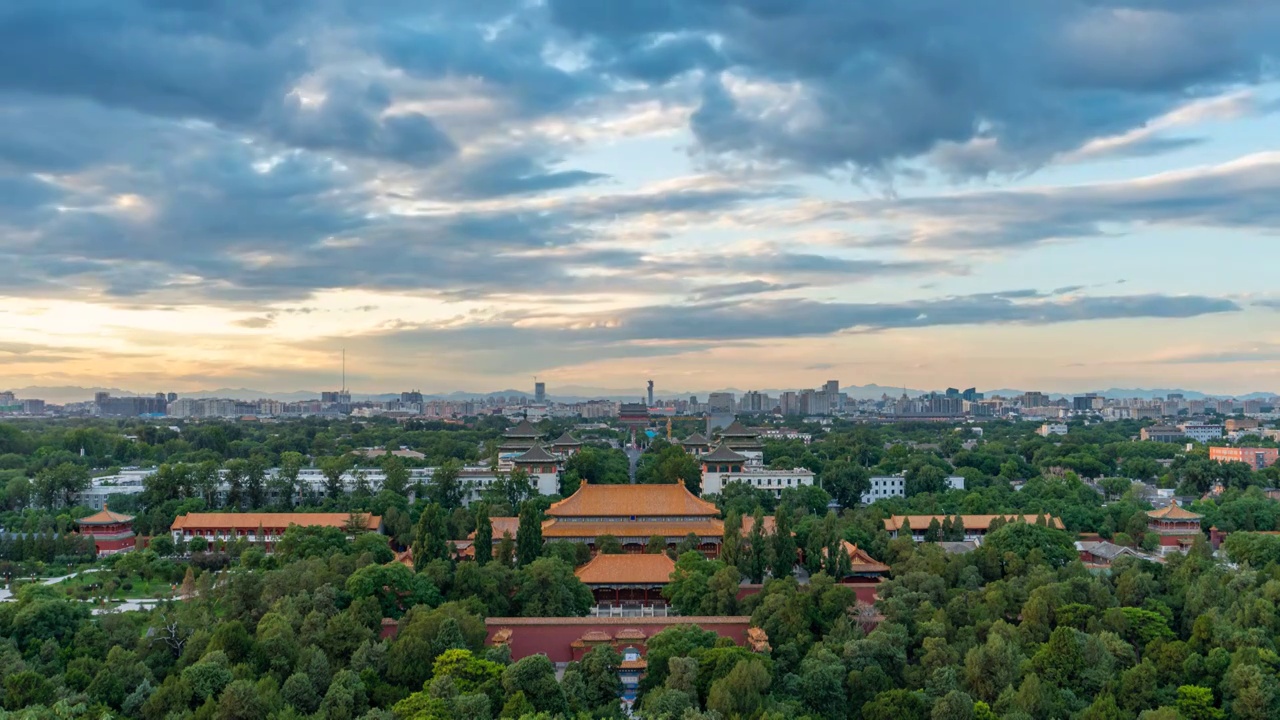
<box><xmin>2</xmin><ymin>1</ymin><xmax>1280</xmax><ymax>397</ymax></box>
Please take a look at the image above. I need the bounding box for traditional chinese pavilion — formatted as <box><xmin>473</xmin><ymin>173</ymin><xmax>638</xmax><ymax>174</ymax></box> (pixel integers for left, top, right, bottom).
<box><xmin>549</xmin><ymin>432</ymin><xmax>583</xmax><ymax>457</ymax></box>
<box><xmin>680</xmin><ymin>432</ymin><xmax>712</xmax><ymax>456</ymax></box>
<box><xmin>543</xmin><ymin>482</ymin><xmax>725</xmax><ymax>556</ymax></box>
<box><xmin>75</xmin><ymin>505</ymin><xmax>136</xmax><ymax>556</ymax></box>
<box><xmin>498</xmin><ymin>419</ymin><xmax>541</xmax><ymax>456</ymax></box>
<box><xmin>1146</xmin><ymin>502</ymin><xmax>1202</xmax><ymax>554</ymax></box>
<box><xmin>575</xmin><ymin>552</ymin><xmax>677</xmax><ymax>608</ymax></box>
<box><xmin>715</xmin><ymin>421</ymin><xmax>763</xmax><ymax>461</ymax></box>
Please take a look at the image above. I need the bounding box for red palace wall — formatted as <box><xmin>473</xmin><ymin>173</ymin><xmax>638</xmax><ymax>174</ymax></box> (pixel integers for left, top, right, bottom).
<box><xmin>484</xmin><ymin>617</ymin><xmax>752</xmax><ymax>664</ymax></box>
<box><xmin>93</xmin><ymin>536</ymin><xmax>136</xmax><ymax>554</ymax></box>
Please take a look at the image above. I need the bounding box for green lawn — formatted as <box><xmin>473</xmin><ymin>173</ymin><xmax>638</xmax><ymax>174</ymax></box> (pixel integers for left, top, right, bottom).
<box><xmin>53</xmin><ymin>570</ymin><xmax>178</xmax><ymax>602</ymax></box>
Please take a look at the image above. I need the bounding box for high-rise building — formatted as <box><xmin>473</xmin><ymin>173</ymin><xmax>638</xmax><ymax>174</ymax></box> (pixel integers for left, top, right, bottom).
<box><xmin>647</xmin><ymin>380</ymin><xmax>654</xmax><ymax>407</ymax></box>
<box><xmin>401</xmin><ymin>390</ymin><xmax>424</xmax><ymax>404</ymax></box>
<box><xmin>708</xmin><ymin>392</ymin><xmax>735</xmax><ymax>414</ymax></box>
<box><xmin>166</xmin><ymin>392</ymin><xmax>178</xmax><ymax>403</ymax></box>
<box><xmin>1021</xmin><ymin>391</ymin><xmax>1049</xmax><ymax>407</ymax></box>
<box><xmin>534</xmin><ymin>382</ymin><xmax>546</xmax><ymax>404</ymax></box>
<box><xmin>824</xmin><ymin>380</ymin><xmax>839</xmax><ymax>396</ymax></box>
<box><xmin>97</xmin><ymin>393</ymin><xmax>167</xmax><ymax>417</ymax></box>
<box><xmin>1073</xmin><ymin>394</ymin><xmax>1102</xmax><ymax>412</ymax></box>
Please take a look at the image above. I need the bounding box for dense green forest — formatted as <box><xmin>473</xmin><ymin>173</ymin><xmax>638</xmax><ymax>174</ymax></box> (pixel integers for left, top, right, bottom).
<box><xmin>2</xmin><ymin>416</ymin><xmax>1280</xmax><ymax>718</ymax></box>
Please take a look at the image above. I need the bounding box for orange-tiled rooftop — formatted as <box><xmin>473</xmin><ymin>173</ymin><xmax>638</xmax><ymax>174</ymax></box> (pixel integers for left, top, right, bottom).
<box><xmin>542</xmin><ymin>518</ymin><xmax>724</xmax><ymax>539</ymax></box>
<box><xmin>548</xmin><ymin>482</ymin><xmax>720</xmax><ymax>518</ymax></box>
<box><xmin>574</xmin><ymin>552</ymin><xmax>677</xmax><ymax>585</ymax></box>
<box><xmin>883</xmin><ymin>514</ymin><xmax>1064</xmax><ymax>532</ymax></box>
<box><xmin>76</xmin><ymin>506</ymin><xmax>135</xmax><ymax>525</ymax></box>
<box><xmin>1147</xmin><ymin>503</ymin><xmax>1202</xmax><ymax>520</ymax></box>
<box><xmin>843</xmin><ymin>541</ymin><xmax>891</xmax><ymax>573</ymax></box>
<box><xmin>170</xmin><ymin>512</ymin><xmax>382</xmax><ymax>531</ymax></box>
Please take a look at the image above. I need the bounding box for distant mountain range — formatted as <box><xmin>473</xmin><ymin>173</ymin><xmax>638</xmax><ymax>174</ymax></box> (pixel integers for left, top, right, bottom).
<box><xmin>7</xmin><ymin>384</ymin><xmax>1276</xmax><ymax>405</ymax></box>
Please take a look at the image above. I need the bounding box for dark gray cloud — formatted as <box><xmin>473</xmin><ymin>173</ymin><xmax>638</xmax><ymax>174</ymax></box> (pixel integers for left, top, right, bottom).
<box><xmin>692</xmin><ymin>280</ymin><xmax>806</xmax><ymax>301</ymax></box>
<box><xmin>550</xmin><ymin>0</ymin><xmax>1279</xmax><ymax>175</ymax></box>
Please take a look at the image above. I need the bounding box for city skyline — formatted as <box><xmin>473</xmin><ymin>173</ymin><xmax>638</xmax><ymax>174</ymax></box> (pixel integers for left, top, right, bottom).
<box><xmin>3</xmin><ymin>3</ymin><xmax>1280</xmax><ymax>394</ymax></box>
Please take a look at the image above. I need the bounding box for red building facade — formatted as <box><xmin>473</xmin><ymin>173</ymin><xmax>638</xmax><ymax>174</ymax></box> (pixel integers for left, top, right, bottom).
<box><xmin>485</xmin><ymin>616</ymin><xmax>758</xmax><ymax>665</ymax></box>
<box><xmin>1209</xmin><ymin>446</ymin><xmax>1280</xmax><ymax>471</ymax></box>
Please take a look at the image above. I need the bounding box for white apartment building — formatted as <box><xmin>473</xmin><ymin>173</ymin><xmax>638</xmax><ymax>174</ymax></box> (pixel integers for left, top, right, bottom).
<box><xmin>861</xmin><ymin>473</ymin><xmax>964</xmax><ymax>505</ymax></box>
<box><xmin>1178</xmin><ymin>423</ymin><xmax>1224</xmax><ymax>443</ymax></box>
<box><xmin>862</xmin><ymin>475</ymin><xmax>905</xmax><ymax>504</ymax></box>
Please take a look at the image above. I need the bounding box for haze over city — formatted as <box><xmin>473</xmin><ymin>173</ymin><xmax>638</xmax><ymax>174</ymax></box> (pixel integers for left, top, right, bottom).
<box><xmin>3</xmin><ymin>2</ymin><xmax>1280</xmax><ymax>395</ymax></box>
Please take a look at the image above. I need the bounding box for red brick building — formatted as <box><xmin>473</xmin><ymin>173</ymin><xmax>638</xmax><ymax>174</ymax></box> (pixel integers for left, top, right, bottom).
<box><xmin>75</xmin><ymin>505</ymin><xmax>136</xmax><ymax>556</ymax></box>
<box><xmin>1209</xmin><ymin>446</ymin><xmax>1279</xmax><ymax>470</ymax></box>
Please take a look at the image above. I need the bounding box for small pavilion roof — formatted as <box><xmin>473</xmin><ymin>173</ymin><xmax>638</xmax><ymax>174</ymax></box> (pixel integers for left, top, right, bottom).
<box><xmin>76</xmin><ymin>506</ymin><xmax>135</xmax><ymax>526</ymax></box>
<box><xmin>701</xmin><ymin>444</ymin><xmax>748</xmax><ymax>463</ymax></box>
<box><xmin>718</xmin><ymin>420</ymin><xmax>759</xmax><ymax>438</ymax></box>
<box><xmin>513</xmin><ymin>445</ymin><xmax>559</xmax><ymax>463</ymax></box>
<box><xmin>843</xmin><ymin>541</ymin><xmax>891</xmax><ymax>574</ymax></box>
<box><xmin>504</xmin><ymin>419</ymin><xmax>541</xmax><ymax>438</ymax></box>
<box><xmin>1147</xmin><ymin>503</ymin><xmax>1202</xmax><ymax>520</ymax></box>
<box><xmin>551</xmin><ymin>432</ymin><xmax>582</xmax><ymax>446</ymax></box>
<box><xmin>681</xmin><ymin>432</ymin><xmax>711</xmax><ymax>446</ymax></box>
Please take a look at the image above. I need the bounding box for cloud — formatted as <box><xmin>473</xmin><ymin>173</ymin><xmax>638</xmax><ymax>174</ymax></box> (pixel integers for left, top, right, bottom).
<box><xmin>691</xmin><ymin>280</ymin><xmax>805</xmax><ymax>301</ymax></box>
<box><xmin>1153</xmin><ymin>344</ymin><xmax>1280</xmax><ymax>364</ymax></box>
<box><xmin>317</xmin><ymin>290</ymin><xmax>1240</xmax><ymax>375</ymax></box>
<box><xmin>233</xmin><ymin>316</ymin><xmax>276</xmax><ymax>329</ymax></box>
<box><xmin>817</xmin><ymin>152</ymin><xmax>1280</xmax><ymax>250</ymax></box>
<box><xmin>549</xmin><ymin>0</ymin><xmax>1280</xmax><ymax>175</ymax></box>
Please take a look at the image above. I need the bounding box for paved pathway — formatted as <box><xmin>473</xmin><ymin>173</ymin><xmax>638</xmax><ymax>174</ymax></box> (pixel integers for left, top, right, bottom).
<box><xmin>1</xmin><ymin>569</ymin><xmax>169</xmax><ymax>614</ymax></box>
<box><xmin>625</xmin><ymin>447</ymin><xmax>643</xmax><ymax>483</ymax></box>
<box><xmin>0</xmin><ymin>569</ymin><xmax>95</xmax><ymax>602</ymax></box>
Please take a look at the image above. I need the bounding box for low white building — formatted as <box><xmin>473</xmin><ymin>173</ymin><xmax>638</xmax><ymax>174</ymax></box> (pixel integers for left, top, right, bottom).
<box><xmin>698</xmin><ymin>445</ymin><xmax>815</xmax><ymax>497</ymax></box>
<box><xmin>859</xmin><ymin>473</ymin><xmax>965</xmax><ymax>504</ymax></box>
<box><xmin>79</xmin><ymin>469</ymin><xmax>152</xmax><ymax>510</ymax></box>
<box><xmin>1038</xmin><ymin>423</ymin><xmax>1069</xmax><ymax>437</ymax></box>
